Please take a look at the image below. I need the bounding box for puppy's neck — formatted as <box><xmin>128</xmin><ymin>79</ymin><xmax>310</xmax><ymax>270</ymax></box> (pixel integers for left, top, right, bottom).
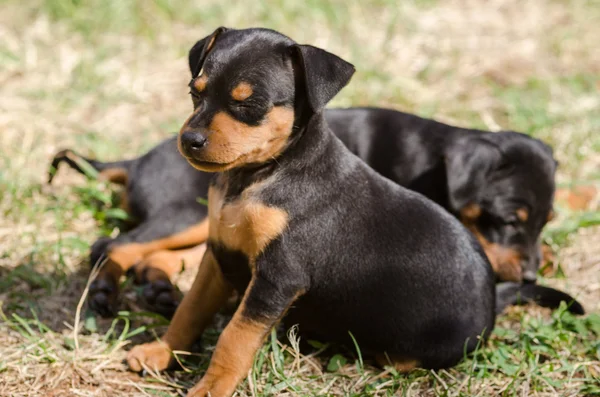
<box><xmin>285</xmin><ymin>112</ymin><xmax>333</xmax><ymax>167</ymax></box>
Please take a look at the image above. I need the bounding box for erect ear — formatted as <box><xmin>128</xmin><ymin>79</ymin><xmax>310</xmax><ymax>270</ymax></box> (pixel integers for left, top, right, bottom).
<box><xmin>445</xmin><ymin>137</ymin><xmax>502</xmax><ymax>213</ymax></box>
<box><xmin>188</xmin><ymin>27</ymin><xmax>228</xmax><ymax>78</ymax></box>
<box><xmin>292</xmin><ymin>44</ymin><xmax>355</xmax><ymax>113</ymax></box>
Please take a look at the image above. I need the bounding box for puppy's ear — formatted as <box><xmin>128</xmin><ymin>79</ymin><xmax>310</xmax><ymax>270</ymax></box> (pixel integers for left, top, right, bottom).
<box><xmin>188</xmin><ymin>27</ymin><xmax>228</xmax><ymax>77</ymax></box>
<box><xmin>445</xmin><ymin>137</ymin><xmax>502</xmax><ymax>212</ymax></box>
<box><xmin>293</xmin><ymin>45</ymin><xmax>355</xmax><ymax>113</ymax></box>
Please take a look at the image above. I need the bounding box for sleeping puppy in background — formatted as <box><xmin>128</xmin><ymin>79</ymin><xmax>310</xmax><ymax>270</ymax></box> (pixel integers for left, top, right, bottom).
<box><xmin>328</xmin><ymin>108</ymin><xmax>558</xmax><ymax>284</ymax></box>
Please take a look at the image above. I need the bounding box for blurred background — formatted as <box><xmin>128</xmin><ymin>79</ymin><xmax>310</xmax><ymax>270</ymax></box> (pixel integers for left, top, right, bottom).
<box><xmin>0</xmin><ymin>0</ymin><xmax>599</xmax><ymax>395</ymax></box>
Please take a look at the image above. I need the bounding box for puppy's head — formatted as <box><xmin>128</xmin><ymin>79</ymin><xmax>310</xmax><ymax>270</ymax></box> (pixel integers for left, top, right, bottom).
<box><xmin>178</xmin><ymin>27</ymin><xmax>355</xmax><ymax>172</ymax></box>
<box><xmin>447</xmin><ymin>131</ymin><xmax>556</xmax><ymax>283</ymax></box>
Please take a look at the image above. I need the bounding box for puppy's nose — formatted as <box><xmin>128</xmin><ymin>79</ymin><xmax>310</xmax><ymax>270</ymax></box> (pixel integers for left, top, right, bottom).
<box><xmin>522</xmin><ymin>270</ymin><xmax>537</xmax><ymax>284</ymax></box>
<box><xmin>522</xmin><ymin>259</ymin><xmax>537</xmax><ymax>283</ymax></box>
<box><xmin>180</xmin><ymin>131</ymin><xmax>208</xmax><ymax>154</ymax></box>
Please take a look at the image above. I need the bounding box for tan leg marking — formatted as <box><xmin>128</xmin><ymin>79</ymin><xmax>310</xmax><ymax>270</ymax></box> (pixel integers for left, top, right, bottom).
<box><xmin>108</xmin><ymin>218</ymin><xmax>209</xmax><ymax>271</ymax></box>
<box><xmin>186</xmin><ymin>277</ymin><xmax>295</xmax><ymax>397</ymax></box>
<box><xmin>96</xmin><ymin>219</ymin><xmax>209</xmax><ymax>291</ymax></box>
<box><xmin>375</xmin><ymin>354</ymin><xmax>420</xmax><ymax>372</ymax></box>
<box><xmin>187</xmin><ymin>314</ymin><xmax>268</xmax><ymax>397</ymax></box>
<box><xmin>98</xmin><ymin>167</ymin><xmax>128</xmax><ymax>185</ymax></box>
<box><xmin>134</xmin><ymin>244</ymin><xmax>207</xmax><ymax>282</ymax></box>
<box><xmin>127</xmin><ymin>249</ymin><xmax>232</xmax><ymax>372</ymax></box>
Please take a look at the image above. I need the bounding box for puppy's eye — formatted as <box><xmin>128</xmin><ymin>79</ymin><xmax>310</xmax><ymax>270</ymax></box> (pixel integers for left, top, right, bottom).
<box><xmin>189</xmin><ymin>90</ymin><xmax>201</xmax><ymax>99</ymax></box>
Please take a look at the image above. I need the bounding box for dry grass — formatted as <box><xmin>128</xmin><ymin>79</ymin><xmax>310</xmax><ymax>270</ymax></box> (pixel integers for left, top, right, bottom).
<box><xmin>1</xmin><ymin>0</ymin><xmax>599</xmax><ymax>396</ymax></box>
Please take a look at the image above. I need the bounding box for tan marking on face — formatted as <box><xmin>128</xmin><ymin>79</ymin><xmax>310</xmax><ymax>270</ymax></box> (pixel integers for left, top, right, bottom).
<box><xmin>194</xmin><ymin>75</ymin><xmax>208</xmax><ymax>92</ymax></box>
<box><xmin>460</xmin><ymin>203</ymin><xmax>481</xmax><ymax>221</ymax></box>
<box><xmin>208</xmin><ymin>184</ymin><xmax>288</xmax><ymax>265</ymax></box>
<box><xmin>516</xmin><ymin>207</ymin><xmax>529</xmax><ymax>223</ymax></box>
<box><xmin>484</xmin><ymin>243</ymin><xmax>522</xmax><ymax>281</ymax></box>
<box><xmin>460</xmin><ymin>207</ymin><xmax>522</xmax><ymax>281</ymax></box>
<box><xmin>539</xmin><ymin>244</ymin><xmax>556</xmax><ymax>276</ymax></box>
<box><xmin>231</xmin><ymin>82</ymin><xmax>253</xmax><ymax>101</ymax></box>
<box><xmin>547</xmin><ymin>209</ymin><xmax>555</xmax><ymax>222</ymax></box>
<box><xmin>375</xmin><ymin>354</ymin><xmax>420</xmax><ymax>372</ymax></box>
<box><xmin>180</xmin><ymin>106</ymin><xmax>294</xmax><ymax>172</ymax></box>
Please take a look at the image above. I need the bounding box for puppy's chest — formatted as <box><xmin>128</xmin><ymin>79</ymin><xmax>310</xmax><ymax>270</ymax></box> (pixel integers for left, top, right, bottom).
<box><xmin>208</xmin><ymin>183</ymin><xmax>288</xmax><ymax>269</ymax></box>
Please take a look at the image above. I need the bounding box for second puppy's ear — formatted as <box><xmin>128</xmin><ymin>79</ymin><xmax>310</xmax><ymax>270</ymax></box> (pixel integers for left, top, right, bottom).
<box><xmin>188</xmin><ymin>27</ymin><xmax>228</xmax><ymax>77</ymax></box>
<box><xmin>293</xmin><ymin>44</ymin><xmax>355</xmax><ymax>113</ymax></box>
<box><xmin>445</xmin><ymin>137</ymin><xmax>502</xmax><ymax>213</ymax></box>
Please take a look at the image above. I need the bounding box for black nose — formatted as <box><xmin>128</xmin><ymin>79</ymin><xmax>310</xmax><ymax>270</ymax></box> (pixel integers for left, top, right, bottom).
<box><xmin>522</xmin><ymin>257</ymin><xmax>537</xmax><ymax>283</ymax></box>
<box><xmin>180</xmin><ymin>131</ymin><xmax>208</xmax><ymax>154</ymax></box>
<box><xmin>522</xmin><ymin>268</ymin><xmax>537</xmax><ymax>284</ymax></box>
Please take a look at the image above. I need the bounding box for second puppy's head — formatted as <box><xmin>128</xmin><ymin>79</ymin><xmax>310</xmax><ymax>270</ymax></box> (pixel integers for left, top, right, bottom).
<box><xmin>178</xmin><ymin>27</ymin><xmax>355</xmax><ymax>172</ymax></box>
<box><xmin>447</xmin><ymin>131</ymin><xmax>557</xmax><ymax>283</ymax></box>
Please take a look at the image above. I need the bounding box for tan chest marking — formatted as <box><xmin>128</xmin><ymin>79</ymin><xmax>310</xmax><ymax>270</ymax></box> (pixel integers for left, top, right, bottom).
<box><xmin>208</xmin><ymin>185</ymin><xmax>288</xmax><ymax>260</ymax></box>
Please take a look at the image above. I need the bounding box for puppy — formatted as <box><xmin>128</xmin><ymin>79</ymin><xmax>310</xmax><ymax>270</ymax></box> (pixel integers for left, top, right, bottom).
<box><xmin>328</xmin><ymin>108</ymin><xmax>558</xmax><ymax>283</ymax></box>
<box><xmin>49</xmin><ymin>140</ymin><xmax>211</xmax><ymax>317</ymax></box>
<box><xmin>124</xmin><ymin>27</ymin><xmax>496</xmax><ymax>397</ymax></box>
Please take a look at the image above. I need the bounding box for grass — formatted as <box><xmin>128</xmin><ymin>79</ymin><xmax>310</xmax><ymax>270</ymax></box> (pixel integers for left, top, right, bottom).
<box><xmin>0</xmin><ymin>0</ymin><xmax>599</xmax><ymax>395</ymax></box>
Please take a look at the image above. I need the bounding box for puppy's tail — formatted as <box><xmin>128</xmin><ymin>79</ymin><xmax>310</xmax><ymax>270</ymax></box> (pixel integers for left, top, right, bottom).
<box><xmin>48</xmin><ymin>149</ymin><xmax>133</xmax><ymax>185</ymax></box>
<box><xmin>495</xmin><ymin>282</ymin><xmax>585</xmax><ymax>315</ymax></box>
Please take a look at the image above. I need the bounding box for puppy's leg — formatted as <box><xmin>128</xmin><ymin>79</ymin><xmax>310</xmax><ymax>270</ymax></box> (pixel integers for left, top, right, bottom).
<box><xmin>187</xmin><ymin>274</ymin><xmax>304</xmax><ymax>397</ymax></box>
<box><xmin>127</xmin><ymin>249</ymin><xmax>232</xmax><ymax>372</ymax></box>
<box><xmin>89</xmin><ymin>217</ymin><xmax>209</xmax><ymax>317</ymax></box>
<box><xmin>375</xmin><ymin>353</ymin><xmax>420</xmax><ymax>372</ymax></box>
<box><xmin>133</xmin><ymin>244</ymin><xmax>207</xmax><ymax>317</ymax></box>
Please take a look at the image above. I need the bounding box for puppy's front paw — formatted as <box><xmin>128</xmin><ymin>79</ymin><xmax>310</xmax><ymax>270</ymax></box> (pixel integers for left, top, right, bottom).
<box><xmin>127</xmin><ymin>341</ymin><xmax>172</xmax><ymax>372</ymax></box>
<box><xmin>187</xmin><ymin>371</ymin><xmax>239</xmax><ymax>397</ymax></box>
<box><xmin>89</xmin><ymin>278</ymin><xmax>118</xmax><ymax>317</ymax></box>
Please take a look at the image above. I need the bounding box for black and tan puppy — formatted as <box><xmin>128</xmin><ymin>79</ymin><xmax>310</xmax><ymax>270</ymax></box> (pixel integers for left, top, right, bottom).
<box><xmin>50</xmin><ymin>140</ymin><xmax>211</xmax><ymax>317</ymax></box>
<box><xmin>124</xmin><ymin>27</ymin><xmax>496</xmax><ymax>396</ymax></box>
<box><xmin>328</xmin><ymin>108</ymin><xmax>558</xmax><ymax>283</ymax></box>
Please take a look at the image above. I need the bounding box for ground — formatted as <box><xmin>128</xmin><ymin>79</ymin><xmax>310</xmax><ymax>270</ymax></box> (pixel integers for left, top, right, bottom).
<box><xmin>1</xmin><ymin>0</ymin><xmax>599</xmax><ymax>396</ymax></box>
